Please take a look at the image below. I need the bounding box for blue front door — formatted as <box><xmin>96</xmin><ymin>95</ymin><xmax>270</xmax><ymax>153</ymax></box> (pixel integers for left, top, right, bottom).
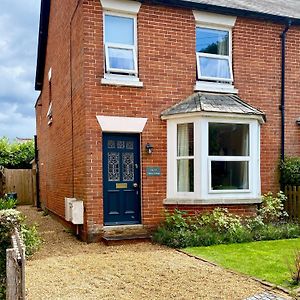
<box><xmin>103</xmin><ymin>133</ymin><xmax>141</xmax><ymax>225</ymax></box>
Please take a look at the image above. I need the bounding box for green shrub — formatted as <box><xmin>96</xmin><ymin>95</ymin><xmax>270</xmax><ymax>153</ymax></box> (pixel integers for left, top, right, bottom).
<box><xmin>21</xmin><ymin>224</ymin><xmax>42</xmax><ymax>256</ymax></box>
<box><xmin>152</xmin><ymin>203</ymin><xmax>300</xmax><ymax>248</ymax></box>
<box><xmin>0</xmin><ymin>197</ymin><xmax>17</xmax><ymax>210</ymax></box>
<box><xmin>196</xmin><ymin>208</ymin><xmax>243</xmax><ymax>234</ymax></box>
<box><xmin>280</xmin><ymin>157</ymin><xmax>300</xmax><ymax>186</ymax></box>
<box><xmin>258</xmin><ymin>191</ymin><xmax>288</xmax><ymax>223</ymax></box>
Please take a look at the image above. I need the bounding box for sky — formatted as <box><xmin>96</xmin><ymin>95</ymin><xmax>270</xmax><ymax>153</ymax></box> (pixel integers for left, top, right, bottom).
<box><xmin>0</xmin><ymin>0</ymin><xmax>40</xmax><ymax>140</ymax></box>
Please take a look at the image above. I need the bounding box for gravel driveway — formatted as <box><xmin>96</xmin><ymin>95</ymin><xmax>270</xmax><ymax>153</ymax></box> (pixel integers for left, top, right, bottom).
<box><xmin>19</xmin><ymin>206</ymin><xmax>290</xmax><ymax>300</ymax></box>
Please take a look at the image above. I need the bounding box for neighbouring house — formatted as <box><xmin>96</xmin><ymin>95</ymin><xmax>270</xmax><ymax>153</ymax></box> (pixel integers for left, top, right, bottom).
<box><xmin>35</xmin><ymin>0</ymin><xmax>300</xmax><ymax>242</ymax></box>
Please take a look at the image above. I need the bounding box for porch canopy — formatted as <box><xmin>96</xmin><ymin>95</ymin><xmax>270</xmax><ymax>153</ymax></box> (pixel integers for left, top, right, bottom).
<box><xmin>161</xmin><ymin>92</ymin><xmax>266</xmax><ymax>122</ymax></box>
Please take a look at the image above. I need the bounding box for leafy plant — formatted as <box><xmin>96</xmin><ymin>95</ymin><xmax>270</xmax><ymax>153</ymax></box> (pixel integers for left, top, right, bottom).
<box><xmin>0</xmin><ymin>197</ymin><xmax>17</xmax><ymax>210</ymax></box>
<box><xmin>258</xmin><ymin>191</ymin><xmax>288</xmax><ymax>223</ymax></box>
<box><xmin>153</xmin><ymin>200</ymin><xmax>300</xmax><ymax>248</ymax></box>
<box><xmin>0</xmin><ymin>137</ymin><xmax>34</xmax><ymax>169</ymax></box>
<box><xmin>280</xmin><ymin>157</ymin><xmax>300</xmax><ymax>186</ymax></box>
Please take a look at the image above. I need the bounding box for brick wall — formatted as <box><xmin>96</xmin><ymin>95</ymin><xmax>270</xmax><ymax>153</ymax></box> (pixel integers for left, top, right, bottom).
<box><xmin>36</xmin><ymin>0</ymin><xmax>300</xmax><ymax>241</ymax></box>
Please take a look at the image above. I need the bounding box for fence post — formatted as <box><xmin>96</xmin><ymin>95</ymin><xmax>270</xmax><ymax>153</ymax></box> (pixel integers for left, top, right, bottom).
<box><xmin>6</xmin><ymin>249</ymin><xmax>19</xmax><ymax>300</ymax></box>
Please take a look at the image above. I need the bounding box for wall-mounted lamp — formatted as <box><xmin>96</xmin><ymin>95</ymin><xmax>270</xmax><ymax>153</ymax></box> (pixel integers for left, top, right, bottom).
<box><xmin>297</xmin><ymin>118</ymin><xmax>300</xmax><ymax>126</ymax></box>
<box><xmin>145</xmin><ymin>143</ymin><xmax>154</xmax><ymax>154</ymax></box>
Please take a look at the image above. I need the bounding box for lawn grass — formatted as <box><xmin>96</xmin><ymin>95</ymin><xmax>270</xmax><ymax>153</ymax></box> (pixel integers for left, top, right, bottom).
<box><xmin>185</xmin><ymin>238</ymin><xmax>300</xmax><ymax>288</ymax></box>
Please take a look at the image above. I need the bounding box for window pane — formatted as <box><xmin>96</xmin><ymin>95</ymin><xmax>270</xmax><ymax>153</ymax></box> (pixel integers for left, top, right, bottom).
<box><xmin>177</xmin><ymin>159</ymin><xmax>194</xmax><ymax>192</ymax></box>
<box><xmin>108</xmin><ymin>47</ymin><xmax>134</xmax><ymax>71</ymax></box>
<box><xmin>211</xmin><ymin>161</ymin><xmax>249</xmax><ymax>190</ymax></box>
<box><xmin>196</xmin><ymin>27</ymin><xmax>229</xmax><ymax>55</ymax></box>
<box><xmin>177</xmin><ymin>123</ymin><xmax>194</xmax><ymax>157</ymax></box>
<box><xmin>105</xmin><ymin>15</ymin><xmax>134</xmax><ymax>45</ymax></box>
<box><xmin>199</xmin><ymin>56</ymin><xmax>231</xmax><ymax>80</ymax></box>
<box><xmin>209</xmin><ymin>123</ymin><xmax>249</xmax><ymax>156</ymax></box>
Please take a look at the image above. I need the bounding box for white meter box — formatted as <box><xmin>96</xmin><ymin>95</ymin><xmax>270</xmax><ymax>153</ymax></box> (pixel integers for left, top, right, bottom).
<box><xmin>64</xmin><ymin>198</ymin><xmax>84</xmax><ymax>224</ymax></box>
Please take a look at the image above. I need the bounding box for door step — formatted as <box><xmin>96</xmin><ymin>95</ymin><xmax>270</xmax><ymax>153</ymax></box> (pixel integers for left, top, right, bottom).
<box><xmin>102</xmin><ymin>234</ymin><xmax>150</xmax><ymax>245</ymax></box>
<box><xmin>102</xmin><ymin>225</ymin><xmax>150</xmax><ymax>245</ymax></box>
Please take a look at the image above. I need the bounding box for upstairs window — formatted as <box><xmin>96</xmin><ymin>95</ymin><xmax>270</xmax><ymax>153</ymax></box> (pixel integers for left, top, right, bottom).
<box><xmin>196</xmin><ymin>27</ymin><xmax>233</xmax><ymax>83</ymax></box>
<box><xmin>104</xmin><ymin>13</ymin><xmax>137</xmax><ymax>75</ymax></box>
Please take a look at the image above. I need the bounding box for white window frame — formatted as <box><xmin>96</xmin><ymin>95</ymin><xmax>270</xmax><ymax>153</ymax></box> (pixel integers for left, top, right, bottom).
<box><xmin>103</xmin><ymin>11</ymin><xmax>138</xmax><ymax>76</ymax></box>
<box><xmin>166</xmin><ymin>114</ymin><xmax>261</xmax><ymax>204</ymax></box>
<box><xmin>105</xmin><ymin>43</ymin><xmax>138</xmax><ymax>75</ymax></box>
<box><xmin>196</xmin><ymin>25</ymin><xmax>233</xmax><ymax>83</ymax></box>
<box><xmin>196</xmin><ymin>52</ymin><xmax>233</xmax><ymax>83</ymax></box>
<box><xmin>176</xmin><ymin>123</ymin><xmax>195</xmax><ymax>194</ymax></box>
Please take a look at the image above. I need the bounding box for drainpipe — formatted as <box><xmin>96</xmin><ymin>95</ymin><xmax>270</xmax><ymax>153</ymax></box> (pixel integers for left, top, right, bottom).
<box><xmin>280</xmin><ymin>19</ymin><xmax>292</xmax><ymax>162</ymax></box>
<box><xmin>34</xmin><ymin>135</ymin><xmax>41</xmax><ymax>209</ymax></box>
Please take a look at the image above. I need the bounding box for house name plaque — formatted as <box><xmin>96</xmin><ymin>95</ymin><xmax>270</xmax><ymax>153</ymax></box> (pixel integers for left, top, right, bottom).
<box><xmin>146</xmin><ymin>167</ymin><xmax>161</xmax><ymax>176</ymax></box>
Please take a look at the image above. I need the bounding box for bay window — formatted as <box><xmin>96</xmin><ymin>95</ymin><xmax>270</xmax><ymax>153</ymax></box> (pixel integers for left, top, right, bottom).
<box><xmin>166</xmin><ymin>116</ymin><xmax>261</xmax><ymax>204</ymax></box>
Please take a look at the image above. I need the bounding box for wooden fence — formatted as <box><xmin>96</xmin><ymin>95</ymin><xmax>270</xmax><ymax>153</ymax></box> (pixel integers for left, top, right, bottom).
<box><xmin>4</xmin><ymin>169</ymin><xmax>33</xmax><ymax>205</ymax></box>
<box><xmin>285</xmin><ymin>185</ymin><xmax>300</xmax><ymax>221</ymax></box>
<box><xmin>6</xmin><ymin>228</ymin><xmax>26</xmax><ymax>300</ymax></box>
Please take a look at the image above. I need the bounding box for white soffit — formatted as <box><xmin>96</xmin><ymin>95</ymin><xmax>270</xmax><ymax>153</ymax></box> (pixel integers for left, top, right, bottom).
<box><xmin>97</xmin><ymin>116</ymin><xmax>147</xmax><ymax>133</ymax></box>
<box><xmin>100</xmin><ymin>0</ymin><xmax>141</xmax><ymax>14</ymax></box>
<box><xmin>193</xmin><ymin>11</ymin><xmax>237</xmax><ymax>27</ymax></box>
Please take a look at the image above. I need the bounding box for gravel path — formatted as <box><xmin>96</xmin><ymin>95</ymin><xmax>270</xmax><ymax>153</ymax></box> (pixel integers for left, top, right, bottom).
<box><xmin>19</xmin><ymin>206</ymin><xmax>291</xmax><ymax>300</ymax></box>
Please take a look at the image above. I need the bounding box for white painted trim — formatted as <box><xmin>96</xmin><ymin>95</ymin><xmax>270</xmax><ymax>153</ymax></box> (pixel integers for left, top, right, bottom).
<box><xmin>101</xmin><ymin>76</ymin><xmax>143</xmax><ymax>87</ymax></box>
<box><xmin>164</xmin><ymin>197</ymin><xmax>262</xmax><ymax>205</ymax></box>
<box><xmin>194</xmin><ymin>81</ymin><xmax>238</xmax><ymax>94</ymax></box>
<box><xmin>97</xmin><ymin>116</ymin><xmax>147</xmax><ymax>133</ymax></box>
<box><xmin>193</xmin><ymin>11</ymin><xmax>237</xmax><ymax>28</ymax></box>
<box><xmin>162</xmin><ymin>111</ymin><xmax>265</xmax><ymax>124</ymax></box>
<box><xmin>100</xmin><ymin>0</ymin><xmax>141</xmax><ymax>14</ymax></box>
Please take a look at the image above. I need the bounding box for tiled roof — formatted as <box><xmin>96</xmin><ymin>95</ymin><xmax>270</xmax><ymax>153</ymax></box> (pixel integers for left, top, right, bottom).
<box><xmin>180</xmin><ymin>0</ymin><xmax>300</xmax><ymax>20</ymax></box>
<box><xmin>161</xmin><ymin>93</ymin><xmax>266</xmax><ymax>120</ymax></box>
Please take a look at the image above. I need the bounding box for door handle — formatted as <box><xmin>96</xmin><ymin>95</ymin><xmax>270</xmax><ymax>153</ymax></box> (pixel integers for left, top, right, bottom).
<box><xmin>133</xmin><ymin>183</ymin><xmax>138</xmax><ymax>188</ymax></box>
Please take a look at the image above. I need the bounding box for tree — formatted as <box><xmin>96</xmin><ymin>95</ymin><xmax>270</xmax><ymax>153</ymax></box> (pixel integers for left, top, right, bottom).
<box><xmin>0</xmin><ymin>137</ymin><xmax>34</xmax><ymax>169</ymax></box>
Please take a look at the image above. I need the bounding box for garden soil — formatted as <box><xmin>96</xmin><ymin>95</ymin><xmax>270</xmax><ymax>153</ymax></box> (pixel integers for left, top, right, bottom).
<box><xmin>19</xmin><ymin>206</ymin><xmax>290</xmax><ymax>300</ymax></box>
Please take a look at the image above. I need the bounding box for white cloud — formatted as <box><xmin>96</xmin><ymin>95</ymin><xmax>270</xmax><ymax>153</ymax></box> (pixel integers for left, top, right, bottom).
<box><xmin>0</xmin><ymin>0</ymin><xmax>40</xmax><ymax>139</ymax></box>
<box><xmin>0</xmin><ymin>104</ymin><xmax>35</xmax><ymax>139</ymax></box>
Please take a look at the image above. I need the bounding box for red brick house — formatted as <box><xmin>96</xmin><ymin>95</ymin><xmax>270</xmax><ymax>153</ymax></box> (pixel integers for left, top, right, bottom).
<box><xmin>35</xmin><ymin>0</ymin><xmax>300</xmax><ymax>242</ymax></box>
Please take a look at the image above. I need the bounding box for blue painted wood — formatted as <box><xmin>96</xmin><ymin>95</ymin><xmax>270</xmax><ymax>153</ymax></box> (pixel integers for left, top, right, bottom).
<box><xmin>103</xmin><ymin>133</ymin><xmax>141</xmax><ymax>225</ymax></box>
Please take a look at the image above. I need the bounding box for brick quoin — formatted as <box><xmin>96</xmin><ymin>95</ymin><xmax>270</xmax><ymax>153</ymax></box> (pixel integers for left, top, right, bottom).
<box><xmin>36</xmin><ymin>0</ymin><xmax>300</xmax><ymax>242</ymax></box>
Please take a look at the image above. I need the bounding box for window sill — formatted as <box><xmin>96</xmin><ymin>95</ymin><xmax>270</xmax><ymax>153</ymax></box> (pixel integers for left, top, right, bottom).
<box><xmin>163</xmin><ymin>197</ymin><xmax>262</xmax><ymax>205</ymax></box>
<box><xmin>195</xmin><ymin>81</ymin><xmax>238</xmax><ymax>94</ymax></box>
<box><xmin>101</xmin><ymin>75</ymin><xmax>143</xmax><ymax>88</ymax></box>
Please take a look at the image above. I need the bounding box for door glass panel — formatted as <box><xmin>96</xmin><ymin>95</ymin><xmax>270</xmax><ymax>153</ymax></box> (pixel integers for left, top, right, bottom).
<box><xmin>126</xmin><ymin>141</ymin><xmax>134</xmax><ymax>150</ymax></box>
<box><xmin>117</xmin><ymin>140</ymin><xmax>125</xmax><ymax>149</ymax></box>
<box><xmin>122</xmin><ymin>152</ymin><xmax>134</xmax><ymax>182</ymax></box>
<box><xmin>108</xmin><ymin>152</ymin><xmax>120</xmax><ymax>181</ymax></box>
<box><xmin>108</xmin><ymin>140</ymin><xmax>115</xmax><ymax>149</ymax></box>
